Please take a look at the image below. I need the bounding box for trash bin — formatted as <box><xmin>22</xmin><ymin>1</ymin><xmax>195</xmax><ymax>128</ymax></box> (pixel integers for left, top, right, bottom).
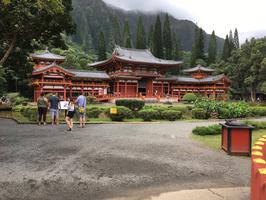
<box><xmin>220</xmin><ymin>120</ymin><xmax>254</xmax><ymax>156</ymax></box>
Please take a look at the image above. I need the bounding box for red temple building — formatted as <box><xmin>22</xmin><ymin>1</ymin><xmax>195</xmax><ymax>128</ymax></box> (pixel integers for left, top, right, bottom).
<box><xmin>31</xmin><ymin>46</ymin><xmax>230</xmax><ymax>102</ymax></box>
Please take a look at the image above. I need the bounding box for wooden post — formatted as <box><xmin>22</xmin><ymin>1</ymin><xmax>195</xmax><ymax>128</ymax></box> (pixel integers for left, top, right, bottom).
<box><xmin>125</xmin><ymin>81</ymin><xmax>127</xmax><ymax>97</ymax></box>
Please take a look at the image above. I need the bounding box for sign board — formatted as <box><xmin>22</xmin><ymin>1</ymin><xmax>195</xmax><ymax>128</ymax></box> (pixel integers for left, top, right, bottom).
<box><xmin>60</xmin><ymin>101</ymin><xmax>69</xmax><ymax>110</ymax></box>
<box><xmin>110</xmin><ymin>107</ymin><xmax>117</xmax><ymax>114</ymax></box>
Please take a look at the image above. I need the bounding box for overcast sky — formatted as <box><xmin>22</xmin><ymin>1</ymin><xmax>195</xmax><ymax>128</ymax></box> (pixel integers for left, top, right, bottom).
<box><xmin>103</xmin><ymin>0</ymin><xmax>266</xmax><ymax>42</ymax></box>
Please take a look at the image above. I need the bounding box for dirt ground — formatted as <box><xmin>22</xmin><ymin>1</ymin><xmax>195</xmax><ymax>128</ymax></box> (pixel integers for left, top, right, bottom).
<box><xmin>0</xmin><ymin>118</ymin><xmax>251</xmax><ymax>200</ymax></box>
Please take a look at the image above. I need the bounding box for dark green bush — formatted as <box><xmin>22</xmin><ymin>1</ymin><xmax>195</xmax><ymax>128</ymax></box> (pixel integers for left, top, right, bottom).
<box><xmin>249</xmin><ymin>107</ymin><xmax>266</xmax><ymax>117</ymax></box>
<box><xmin>110</xmin><ymin>106</ymin><xmax>133</xmax><ymax>121</ymax></box>
<box><xmin>86</xmin><ymin>107</ymin><xmax>102</xmax><ymax>118</ymax></box>
<box><xmin>192</xmin><ymin>124</ymin><xmax>222</xmax><ymax>135</ymax></box>
<box><xmin>115</xmin><ymin>99</ymin><xmax>145</xmax><ymax>111</ymax></box>
<box><xmin>138</xmin><ymin>109</ymin><xmax>160</xmax><ymax>121</ymax></box>
<box><xmin>182</xmin><ymin>93</ymin><xmax>197</xmax><ymax>103</ymax></box>
<box><xmin>192</xmin><ymin>108</ymin><xmax>208</xmax><ymax>119</ymax></box>
<box><xmin>245</xmin><ymin>121</ymin><xmax>266</xmax><ymax>129</ymax></box>
<box><xmin>21</xmin><ymin>106</ymin><xmax>38</xmax><ymax>121</ymax></box>
<box><xmin>161</xmin><ymin>110</ymin><xmax>182</xmax><ymax>121</ymax></box>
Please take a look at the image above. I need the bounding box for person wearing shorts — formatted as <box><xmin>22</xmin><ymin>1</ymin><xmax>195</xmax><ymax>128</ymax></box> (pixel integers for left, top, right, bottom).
<box><xmin>75</xmin><ymin>93</ymin><xmax>86</xmax><ymax>128</ymax></box>
<box><xmin>65</xmin><ymin>98</ymin><xmax>75</xmax><ymax>131</ymax></box>
<box><xmin>49</xmin><ymin>93</ymin><xmax>60</xmax><ymax>125</ymax></box>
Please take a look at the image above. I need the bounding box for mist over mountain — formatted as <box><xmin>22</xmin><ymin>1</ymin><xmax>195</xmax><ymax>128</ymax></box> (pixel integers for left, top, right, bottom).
<box><xmin>71</xmin><ymin>0</ymin><xmax>224</xmax><ymax>52</ymax></box>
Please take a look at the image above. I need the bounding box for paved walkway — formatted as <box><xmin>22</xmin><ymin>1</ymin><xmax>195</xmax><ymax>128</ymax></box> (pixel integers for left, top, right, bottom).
<box><xmin>0</xmin><ymin>118</ymin><xmax>264</xmax><ymax>199</ymax></box>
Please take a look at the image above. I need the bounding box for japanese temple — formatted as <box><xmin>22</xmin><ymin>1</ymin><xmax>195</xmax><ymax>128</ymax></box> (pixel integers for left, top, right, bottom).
<box><xmin>31</xmin><ymin>46</ymin><xmax>230</xmax><ymax>102</ymax></box>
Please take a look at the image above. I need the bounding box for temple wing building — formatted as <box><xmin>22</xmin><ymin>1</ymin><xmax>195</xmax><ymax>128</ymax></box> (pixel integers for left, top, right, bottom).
<box><xmin>31</xmin><ymin>46</ymin><xmax>230</xmax><ymax>101</ymax></box>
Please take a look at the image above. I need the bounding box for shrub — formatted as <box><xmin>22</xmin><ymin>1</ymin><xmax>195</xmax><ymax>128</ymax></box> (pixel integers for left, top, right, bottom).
<box><xmin>245</xmin><ymin>121</ymin><xmax>266</xmax><ymax>129</ymax></box>
<box><xmin>115</xmin><ymin>99</ymin><xmax>145</xmax><ymax>111</ymax></box>
<box><xmin>182</xmin><ymin>93</ymin><xmax>197</xmax><ymax>103</ymax></box>
<box><xmin>161</xmin><ymin>110</ymin><xmax>182</xmax><ymax>121</ymax></box>
<box><xmin>138</xmin><ymin>109</ymin><xmax>160</xmax><ymax>121</ymax></box>
<box><xmin>86</xmin><ymin>107</ymin><xmax>103</xmax><ymax>118</ymax></box>
<box><xmin>192</xmin><ymin>124</ymin><xmax>222</xmax><ymax>136</ymax></box>
<box><xmin>6</xmin><ymin>92</ymin><xmax>29</xmax><ymax>105</ymax></box>
<box><xmin>192</xmin><ymin>108</ymin><xmax>208</xmax><ymax>119</ymax></box>
<box><xmin>249</xmin><ymin>107</ymin><xmax>266</xmax><ymax>117</ymax></box>
<box><xmin>21</xmin><ymin>106</ymin><xmax>38</xmax><ymax>121</ymax></box>
<box><xmin>110</xmin><ymin>106</ymin><xmax>132</xmax><ymax>121</ymax></box>
<box><xmin>12</xmin><ymin>105</ymin><xmax>24</xmax><ymax>112</ymax></box>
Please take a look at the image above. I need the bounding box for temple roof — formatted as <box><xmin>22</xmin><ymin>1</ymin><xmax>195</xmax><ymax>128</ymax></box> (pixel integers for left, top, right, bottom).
<box><xmin>68</xmin><ymin>70</ymin><xmax>110</xmax><ymax>79</ymax></box>
<box><xmin>32</xmin><ymin>63</ymin><xmax>74</xmax><ymax>76</ymax></box>
<box><xmin>30</xmin><ymin>51</ymin><xmax>66</xmax><ymax>62</ymax></box>
<box><xmin>159</xmin><ymin>74</ymin><xmax>228</xmax><ymax>84</ymax></box>
<box><xmin>183</xmin><ymin>65</ymin><xmax>215</xmax><ymax>73</ymax></box>
<box><xmin>32</xmin><ymin>63</ymin><xmax>110</xmax><ymax>79</ymax></box>
<box><xmin>88</xmin><ymin>46</ymin><xmax>182</xmax><ymax>68</ymax></box>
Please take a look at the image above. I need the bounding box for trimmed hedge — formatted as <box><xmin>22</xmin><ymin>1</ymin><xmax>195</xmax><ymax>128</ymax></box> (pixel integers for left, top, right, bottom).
<box><xmin>192</xmin><ymin>124</ymin><xmax>222</xmax><ymax>135</ymax></box>
<box><xmin>161</xmin><ymin>110</ymin><xmax>182</xmax><ymax>121</ymax></box>
<box><xmin>115</xmin><ymin>99</ymin><xmax>145</xmax><ymax>111</ymax></box>
<box><xmin>182</xmin><ymin>93</ymin><xmax>197</xmax><ymax>103</ymax></box>
<box><xmin>138</xmin><ymin>109</ymin><xmax>160</xmax><ymax>121</ymax></box>
<box><xmin>192</xmin><ymin>108</ymin><xmax>208</xmax><ymax>119</ymax></box>
<box><xmin>245</xmin><ymin>121</ymin><xmax>266</xmax><ymax>129</ymax></box>
<box><xmin>110</xmin><ymin>106</ymin><xmax>133</xmax><ymax>121</ymax></box>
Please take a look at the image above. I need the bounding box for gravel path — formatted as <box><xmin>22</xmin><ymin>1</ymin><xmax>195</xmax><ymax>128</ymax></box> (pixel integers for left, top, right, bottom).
<box><xmin>0</xmin><ymin>118</ymin><xmax>257</xmax><ymax>200</ymax></box>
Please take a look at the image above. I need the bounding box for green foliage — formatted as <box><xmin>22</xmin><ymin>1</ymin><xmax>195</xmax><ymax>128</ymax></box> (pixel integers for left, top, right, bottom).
<box><xmin>123</xmin><ymin>19</ymin><xmax>132</xmax><ymax>48</ymax></box>
<box><xmin>192</xmin><ymin>124</ymin><xmax>222</xmax><ymax>136</ymax></box>
<box><xmin>138</xmin><ymin>109</ymin><xmax>160</xmax><ymax>121</ymax></box>
<box><xmin>97</xmin><ymin>31</ymin><xmax>107</xmax><ymax>61</ymax></box>
<box><xmin>15</xmin><ymin>105</ymin><xmax>38</xmax><ymax>121</ymax></box>
<box><xmin>135</xmin><ymin>16</ymin><xmax>146</xmax><ymax>49</ymax></box>
<box><xmin>194</xmin><ymin>99</ymin><xmax>252</xmax><ymax>119</ymax></box>
<box><xmin>161</xmin><ymin>110</ymin><xmax>182</xmax><ymax>121</ymax></box>
<box><xmin>163</xmin><ymin>14</ymin><xmax>172</xmax><ymax>59</ymax></box>
<box><xmin>110</xmin><ymin>106</ymin><xmax>133</xmax><ymax>121</ymax></box>
<box><xmin>249</xmin><ymin>106</ymin><xmax>266</xmax><ymax>117</ymax></box>
<box><xmin>192</xmin><ymin>108</ymin><xmax>208</xmax><ymax>119</ymax></box>
<box><xmin>152</xmin><ymin>15</ymin><xmax>163</xmax><ymax>58</ymax></box>
<box><xmin>222</xmin><ymin>35</ymin><xmax>230</xmax><ymax>61</ymax></box>
<box><xmin>182</xmin><ymin>93</ymin><xmax>197</xmax><ymax>103</ymax></box>
<box><xmin>50</xmin><ymin>40</ymin><xmax>97</xmax><ymax>70</ymax></box>
<box><xmin>86</xmin><ymin>106</ymin><xmax>109</xmax><ymax>118</ymax></box>
<box><xmin>115</xmin><ymin>99</ymin><xmax>145</xmax><ymax>111</ymax></box>
<box><xmin>208</xmin><ymin>30</ymin><xmax>217</xmax><ymax>65</ymax></box>
<box><xmin>147</xmin><ymin>24</ymin><xmax>154</xmax><ymax>51</ymax></box>
<box><xmin>191</xmin><ymin>27</ymin><xmax>205</xmax><ymax>66</ymax></box>
<box><xmin>6</xmin><ymin>92</ymin><xmax>29</xmax><ymax>106</ymax></box>
<box><xmin>234</xmin><ymin>28</ymin><xmax>239</xmax><ymax>49</ymax></box>
<box><xmin>245</xmin><ymin>121</ymin><xmax>266</xmax><ymax>129</ymax></box>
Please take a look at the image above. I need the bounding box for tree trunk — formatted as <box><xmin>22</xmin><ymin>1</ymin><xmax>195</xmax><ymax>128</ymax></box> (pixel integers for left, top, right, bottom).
<box><xmin>0</xmin><ymin>34</ymin><xmax>17</xmax><ymax>66</ymax></box>
<box><xmin>250</xmin><ymin>88</ymin><xmax>256</xmax><ymax>102</ymax></box>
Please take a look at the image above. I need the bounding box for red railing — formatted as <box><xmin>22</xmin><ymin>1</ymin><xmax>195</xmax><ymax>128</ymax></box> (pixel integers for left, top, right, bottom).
<box><xmin>251</xmin><ymin>136</ymin><xmax>266</xmax><ymax>200</ymax></box>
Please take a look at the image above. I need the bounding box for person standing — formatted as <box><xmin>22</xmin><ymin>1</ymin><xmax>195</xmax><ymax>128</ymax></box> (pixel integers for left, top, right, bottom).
<box><xmin>49</xmin><ymin>93</ymin><xmax>60</xmax><ymax>125</ymax></box>
<box><xmin>37</xmin><ymin>93</ymin><xmax>48</xmax><ymax>125</ymax></box>
<box><xmin>76</xmin><ymin>93</ymin><xmax>87</xmax><ymax>128</ymax></box>
<box><xmin>65</xmin><ymin>98</ymin><xmax>75</xmax><ymax>131</ymax></box>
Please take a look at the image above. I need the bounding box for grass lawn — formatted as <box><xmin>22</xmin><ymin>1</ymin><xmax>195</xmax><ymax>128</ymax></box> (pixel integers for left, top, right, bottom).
<box><xmin>191</xmin><ymin>129</ymin><xmax>266</xmax><ymax>151</ymax></box>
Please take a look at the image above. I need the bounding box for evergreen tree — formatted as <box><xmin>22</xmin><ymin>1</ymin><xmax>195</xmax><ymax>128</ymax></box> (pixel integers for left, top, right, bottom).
<box><xmin>97</xmin><ymin>31</ymin><xmax>107</xmax><ymax>61</ymax></box>
<box><xmin>148</xmin><ymin>24</ymin><xmax>154</xmax><ymax>51</ymax></box>
<box><xmin>152</xmin><ymin>15</ymin><xmax>163</xmax><ymax>58</ymax></box>
<box><xmin>190</xmin><ymin>27</ymin><xmax>205</xmax><ymax>66</ymax></box>
<box><xmin>229</xmin><ymin>30</ymin><xmax>235</xmax><ymax>52</ymax></box>
<box><xmin>123</xmin><ymin>19</ymin><xmax>132</xmax><ymax>48</ymax></box>
<box><xmin>207</xmin><ymin>30</ymin><xmax>217</xmax><ymax>65</ymax></box>
<box><xmin>234</xmin><ymin>28</ymin><xmax>239</xmax><ymax>49</ymax></box>
<box><xmin>222</xmin><ymin>35</ymin><xmax>230</xmax><ymax>61</ymax></box>
<box><xmin>111</xmin><ymin>16</ymin><xmax>122</xmax><ymax>47</ymax></box>
<box><xmin>172</xmin><ymin>32</ymin><xmax>181</xmax><ymax>60</ymax></box>
<box><xmin>135</xmin><ymin>16</ymin><xmax>146</xmax><ymax>49</ymax></box>
<box><xmin>163</xmin><ymin>14</ymin><xmax>172</xmax><ymax>59</ymax></box>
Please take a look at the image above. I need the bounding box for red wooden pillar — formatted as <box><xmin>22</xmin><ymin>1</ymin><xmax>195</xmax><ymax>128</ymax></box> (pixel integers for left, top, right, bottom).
<box><xmin>125</xmin><ymin>81</ymin><xmax>127</xmax><ymax>97</ymax></box>
<box><xmin>136</xmin><ymin>81</ymin><xmax>139</xmax><ymax>97</ymax></box>
<box><xmin>117</xmin><ymin>81</ymin><xmax>120</xmax><ymax>96</ymax></box>
<box><xmin>63</xmin><ymin>85</ymin><xmax>66</xmax><ymax>100</ymax></box>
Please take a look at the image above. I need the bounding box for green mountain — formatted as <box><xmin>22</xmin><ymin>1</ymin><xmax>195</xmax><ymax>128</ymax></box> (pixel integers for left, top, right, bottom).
<box><xmin>71</xmin><ymin>0</ymin><xmax>224</xmax><ymax>52</ymax></box>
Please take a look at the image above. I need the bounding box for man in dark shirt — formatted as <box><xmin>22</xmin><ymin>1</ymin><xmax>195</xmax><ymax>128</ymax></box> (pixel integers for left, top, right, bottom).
<box><xmin>49</xmin><ymin>93</ymin><xmax>60</xmax><ymax>125</ymax></box>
